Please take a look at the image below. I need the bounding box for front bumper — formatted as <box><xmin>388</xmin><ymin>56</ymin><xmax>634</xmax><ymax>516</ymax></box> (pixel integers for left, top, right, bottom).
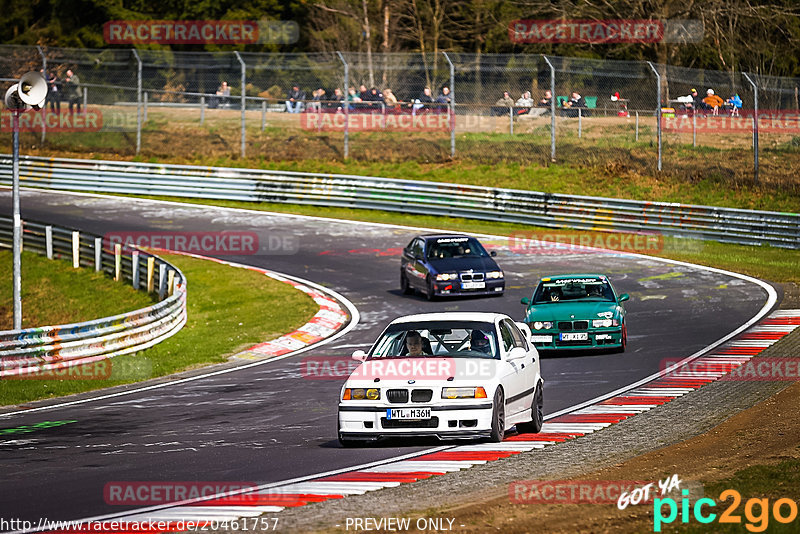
<box><xmin>338</xmin><ymin>402</ymin><xmax>494</xmax><ymax>441</ymax></box>
<box><xmin>432</xmin><ymin>279</ymin><xmax>504</xmax><ymax>297</ymax></box>
<box><xmin>528</xmin><ymin>328</ymin><xmax>623</xmax><ymax>350</ymax></box>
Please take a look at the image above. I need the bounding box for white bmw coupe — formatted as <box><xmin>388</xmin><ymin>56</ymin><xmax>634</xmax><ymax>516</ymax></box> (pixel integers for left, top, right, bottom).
<box><xmin>338</xmin><ymin>312</ymin><xmax>543</xmax><ymax>446</ymax></box>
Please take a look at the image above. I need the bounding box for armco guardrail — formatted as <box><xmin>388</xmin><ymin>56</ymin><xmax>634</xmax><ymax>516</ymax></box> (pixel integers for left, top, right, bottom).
<box><xmin>1</xmin><ymin>155</ymin><xmax>799</xmax><ymax>249</ymax></box>
<box><xmin>0</xmin><ymin>217</ymin><xmax>187</xmax><ymax>377</ymax></box>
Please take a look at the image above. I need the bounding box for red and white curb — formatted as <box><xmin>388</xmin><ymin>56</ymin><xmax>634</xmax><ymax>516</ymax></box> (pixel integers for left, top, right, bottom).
<box><xmin>49</xmin><ymin>309</ymin><xmax>799</xmax><ymax>531</ymax></box>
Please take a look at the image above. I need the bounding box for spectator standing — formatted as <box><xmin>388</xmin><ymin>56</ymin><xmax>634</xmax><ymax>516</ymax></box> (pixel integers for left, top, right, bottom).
<box><xmin>64</xmin><ymin>69</ymin><xmax>81</xmax><ymax>114</ymax></box>
<box><xmin>703</xmin><ymin>89</ymin><xmax>724</xmax><ymax>115</ymax></box>
<box><xmin>216</xmin><ymin>81</ymin><xmax>231</xmax><ymax>108</ymax></box>
<box><xmin>45</xmin><ymin>70</ymin><xmax>61</xmax><ymax>113</ymax></box>
<box><xmin>285</xmin><ymin>85</ymin><xmax>305</xmax><ymax>113</ymax></box>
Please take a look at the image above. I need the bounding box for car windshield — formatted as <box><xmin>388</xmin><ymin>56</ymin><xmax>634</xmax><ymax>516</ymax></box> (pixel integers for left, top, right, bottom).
<box><xmin>532</xmin><ymin>277</ymin><xmax>615</xmax><ymax>303</ymax></box>
<box><xmin>426</xmin><ymin>237</ymin><xmax>488</xmax><ymax>259</ymax></box>
<box><xmin>369</xmin><ymin>320</ymin><xmax>499</xmax><ymax>360</ymax></box>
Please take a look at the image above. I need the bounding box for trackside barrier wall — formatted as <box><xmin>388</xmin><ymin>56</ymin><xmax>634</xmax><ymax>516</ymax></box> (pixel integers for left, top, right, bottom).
<box><xmin>0</xmin><ymin>216</ymin><xmax>187</xmax><ymax>377</ymax></box>
<box><xmin>0</xmin><ymin>155</ymin><xmax>798</xmax><ymax>249</ymax></box>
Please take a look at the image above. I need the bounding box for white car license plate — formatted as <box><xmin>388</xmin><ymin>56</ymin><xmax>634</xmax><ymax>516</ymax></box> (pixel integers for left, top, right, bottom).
<box><xmin>560</xmin><ymin>332</ymin><xmax>588</xmax><ymax>341</ymax></box>
<box><xmin>530</xmin><ymin>335</ymin><xmax>553</xmax><ymax>343</ymax></box>
<box><xmin>386</xmin><ymin>408</ymin><xmax>431</xmax><ymax>420</ymax></box>
<box><xmin>461</xmin><ymin>281</ymin><xmax>486</xmax><ymax>290</ymax></box>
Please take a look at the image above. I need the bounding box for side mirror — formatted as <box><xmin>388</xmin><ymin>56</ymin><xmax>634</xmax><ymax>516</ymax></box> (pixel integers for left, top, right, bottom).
<box><xmin>515</xmin><ymin>322</ymin><xmax>532</xmax><ymax>342</ymax></box>
<box><xmin>490</xmin><ymin>250</ymin><xmax>497</xmax><ymax>257</ymax></box>
<box><xmin>352</xmin><ymin>350</ymin><xmax>367</xmax><ymax>362</ymax></box>
<box><xmin>618</xmin><ymin>293</ymin><xmax>630</xmax><ymax>303</ymax></box>
<box><xmin>507</xmin><ymin>346</ymin><xmax>527</xmax><ymax>361</ymax></box>
<box><xmin>521</xmin><ymin>297</ymin><xmax>530</xmax><ymax>305</ymax></box>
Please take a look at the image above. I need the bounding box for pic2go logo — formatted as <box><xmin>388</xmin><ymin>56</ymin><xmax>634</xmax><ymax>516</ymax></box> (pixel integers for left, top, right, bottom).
<box><xmin>653</xmin><ymin>489</ymin><xmax>799</xmax><ymax>532</ymax></box>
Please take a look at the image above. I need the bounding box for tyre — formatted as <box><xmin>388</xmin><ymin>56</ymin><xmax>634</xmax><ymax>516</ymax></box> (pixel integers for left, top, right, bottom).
<box><xmin>400</xmin><ymin>271</ymin><xmax>413</xmax><ymax>295</ymax></box>
<box><xmin>612</xmin><ymin>322</ymin><xmax>627</xmax><ymax>353</ymax></box>
<box><xmin>489</xmin><ymin>388</ymin><xmax>506</xmax><ymax>442</ymax></box>
<box><xmin>426</xmin><ymin>276</ymin><xmax>436</xmax><ymax>301</ymax></box>
<box><xmin>516</xmin><ymin>382</ymin><xmax>543</xmax><ymax>434</ymax></box>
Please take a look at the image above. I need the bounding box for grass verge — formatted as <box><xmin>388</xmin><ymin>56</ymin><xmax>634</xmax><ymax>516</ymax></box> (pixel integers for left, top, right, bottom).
<box><xmin>0</xmin><ymin>252</ymin><xmax>318</xmax><ymax>406</ymax></box>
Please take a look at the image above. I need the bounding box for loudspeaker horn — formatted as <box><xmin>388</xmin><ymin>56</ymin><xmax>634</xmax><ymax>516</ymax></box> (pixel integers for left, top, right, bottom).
<box><xmin>18</xmin><ymin>72</ymin><xmax>47</xmax><ymax>108</ymax></box>
<box><xmin>4</xmin><ymin>84</ymin><xmax>25</xmax><ymax>110</ymax></box>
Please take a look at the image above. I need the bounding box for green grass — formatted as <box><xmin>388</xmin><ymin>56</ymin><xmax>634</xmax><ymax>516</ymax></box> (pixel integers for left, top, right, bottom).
<box><xmin>0</xmin><ymin>250</ymin><xmax>154</xmax><ymax>330</ymax></box>
<box><xmin>0</xmin><ymin>252</ymin><xmax>317</xmax><ymax>406</ymax></box>
<box><xmin>679</xmin><ymin>456</ymin><xmax>800</xmax><ymax>533</ymax></box>
<box><xmin>108</xmin><ymin>195</ymin><xmax>800</xmax><ymax>283</ymax></box>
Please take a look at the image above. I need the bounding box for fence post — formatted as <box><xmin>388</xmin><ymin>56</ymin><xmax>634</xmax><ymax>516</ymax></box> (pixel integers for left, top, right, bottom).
<box><xmin>646</xmin><ymin>61</ymin><xmax>662</xmax><ymax>171</ymax></box>
<box><xmin>635</xmin><ymin>112</ymin><xmax>639</xmax><ymax>142</ymax></box>
<box><xmin>158</xmin><ymin>263</ymin><xmax>167</xmax><ymax>300</ymax></box>
<box><xmin>261</xmin><ymin>100</ymin><xmax>266</xmax><ymax>131</ymax></box>
<box><xmin>114</xmin><ymin>243</ymin><xmax>122</xmax><ymax>280</ymax></box>
<box><xmin>234</xmin><ymin>51</ymin><xmax>246</xmax><ymax>158</ymax></box>
<box><xmin>578</xmin><ymin>107</ymin><xmax>582</xmax><ymax>138</ymax></box>
<box><xmin>509</xmin><ymin>106</ymin><xmax>514</xmax><ymax>135</ymax></box>
<box><xmin>337</xmin><ymin>51</ymin><xmax>349</xmax><ymax>159</ymax></box>
<box><xmin>743</xmin><ymin>73</ymin><xmax>759</xmax><ymax>184</ymax></box>
<box><xmin>143</xmin><ymin>91</ymin><xmax>148</xmax><ymax>122</ymax></box>
<box><xmin>72</xmin><ymin>231</ymin><xmax>80</xmax><ymax>268</ymax></box>
<box><xmin>37</xmin><ymin>45</ymin><xmax>46</xmax><ymax>145</ymax></box>
<box><xmin>82</xmin><ymin>87</ymin><xmax>88</xmax><ymax>116</ymax></box>
<box><xmin>45</xmin><ymin>225</ymin><xmax>53</xmax><ymax>259</ymax></box>
<box><xmin>542</xmin><ymin>55</ymin><xmax>556</xmax><ymax>162</ymax></box>
<box><xmin>442</xmin><ymin>52</ymin><xmax>456</xmax><ymax>158</ymax></box>
<box><xmin>95</xmin><ymin>237</ymin><xmax>102</xmax><ymax>271</ymax></box>
<box><xmin>167</xmin><ymin>270</ymin><xmax>175</xmax><ymax>297</ymax></box>
<box><xmin>146</xmin><ymin>257</ymin><xmax>155</xmax><ymax>292</ymax></box>
<box><xmin>132</xmin><ymin>250</ymin><xmax>140</xmax><ymax>289</ymax></box>
<box><xmin>200</xmin><ymin>96</ymin><xmax>205</xmax><ymax>125</ymax></box>
<box><xmin>131</xmin><ymin>49</ymin><xmax>142</xmax><ymax>155</ymax></box>
<box><xmin>693</xmin><ymin>111</ymin><xmax>696</xmax><ymax>147</ymax></box>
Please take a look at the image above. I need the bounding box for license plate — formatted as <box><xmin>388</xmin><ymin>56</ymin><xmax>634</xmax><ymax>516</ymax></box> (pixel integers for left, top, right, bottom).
<box><xmin>560</xmin><ymin>332</ymin><xmax>588</xmax><ymax>341</ymax></box>
<box><xmin>386</xmin><ymin>408</ymin><xmax>431</xmax><ymax>420</ymax></box>
<box><xmin>461</xmin><ymin>281</ymin><xmax>485</xmax><ymax>290</ymax></box>
<box><xmin>530</xmin><ymin>335</ymin><xmax>553</xmax><ymax>343</ymax></box>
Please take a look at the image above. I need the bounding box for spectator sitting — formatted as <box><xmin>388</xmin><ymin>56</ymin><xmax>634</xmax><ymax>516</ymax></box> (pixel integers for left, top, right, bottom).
<box><xmin>515</xmin><ymin>91</ymin><xmax>534</xmax><ymax>114</ymax></box>
<box><xmin>492</xmin><ymin>90</ymin><xmax>515</xmax><ymax>116</ymax></box>
<box><xmin>346</xmin><ymin>86</ymin><xmax>362</xmax><ymax>111</ymax></box>
<box><xmin>285</xmin><ymin>85</ymin><xmax>305</xmax><ymax>113</ymax></box>
<box><xmin>725</xmin><ymin>93</ymin><xmax>742</xmax><ymax>116</ymax></box>
<box><xmin>691</xmin><ymin>88</ymin><xmax>708</xmax><ymax>113</ymax></box>
<box><xmin>364</xmin><ymin>87</ymin><xmax>384</xmax><ymax>110</ymax></box>
<box><xmin>562</xmin><ymin>92</ymin><xmax>586</xmax><ymax>117</ymax></box>
<box><xmin>358</xmin><ymin>84</ymin><xmax>369</xmax><ymax>102</ymax></box>
<box><xmin>328</xmin><ymin>88</ymin><xmax>344</xmax><ymax>112</ymax></box>
<box><xmin>412</xmin><ymin>87</ymin><xmax>435</xmax><ymax>115</ymax></box>
<box><xmin>436</xmin><ymin>86</ymin><xmax>451</xmax><ymax>112</ymax></box>
<box><xmin>383</xmin><ymin>88</ymin><xmax>399</xmax><ymax>110</ymax></box>
<box><xmin>538</xmin><ymin>90</ymin><xmax>552</xmax><ymax>107</ymax></box>
<box><xmin>703</xmin><ymin>89</ymin><xmax>724</xmax><ymax>116</ymax></box>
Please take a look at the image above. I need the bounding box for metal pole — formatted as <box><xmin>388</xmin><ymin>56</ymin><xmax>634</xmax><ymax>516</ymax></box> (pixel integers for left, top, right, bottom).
<box><xmin>442</xmin><ymin>52</ymin><xmax>455</xmax><ymax>158</ymax></box>
<box><xmin>692</xmin><ymin>111</ymin><xmax>696</xmax><ymax>147</ymax></box>
<box><xmin>200</xmin><ymin>96</ymin><xmax>205</xmax><ymax>125</ymax></box>
<box><xmin>635</xmin><ymin>111</ymin><xmax>639</xmax><ymax>141</ymax></box>
<box><xmin>509</xmin><ymin>106</ymin><xmax>513</xmax><ymax>135</ymax></box>
<box><xmin>337</xmin><ymin>52</ymin><xmax>349</xmax><ymax>159</ymax></box>
<box><xmin>12</xmin><ymin>110</ymin><xmax>22</xmax><ymax>330</ymax></box>
<box><xmin>131</xmin><ymin>49</ymin><xmax>142</xmax><ymax>155</ymax></box>
<box><xmin>82</xmin><ymin>87</ymin><xmax>87</xmax><ymax>116</ymax></box>
<box><xmin>542</xmin><ymin>55</ymin><xmax>556</xmax><ymax>162</ymax></box>
<box><xmin>143</xmin><ymin>91</ymin><xmax>148</xmax><ymax>122</ymax></box>
<box><xmin>647</xmin><ymin>61</ymin><xmax>662</xmax><ymax>171</ymax></box>
<box><xmin>261</xmin><ymin>100</ymin><xmax>266</xmax><ymax>131</ymax></box>
<box><xmin>234</xmin><ymin>51</ymin><xmax>246</xmax><ymax>158</ymax></box>
<box><xmin>578</xmin><ymin>107</ymin><xmax>582</xmax><ymax>138</ymax></box>
<box><xmin>743</xmin><ymin>73</ymin><xmax>759</xmax><ymax>184</ymax></box>
<box><xmin>37</xmin><ymin>45</ymin><xmax>46</xmax><ymax>145</ymax></box>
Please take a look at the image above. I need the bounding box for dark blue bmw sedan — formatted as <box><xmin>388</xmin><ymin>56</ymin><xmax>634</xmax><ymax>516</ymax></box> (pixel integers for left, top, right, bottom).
<box><xmin>400</xmin><ymin>234</ymin><xmax>505</xmax><ymax>300</ymax></box>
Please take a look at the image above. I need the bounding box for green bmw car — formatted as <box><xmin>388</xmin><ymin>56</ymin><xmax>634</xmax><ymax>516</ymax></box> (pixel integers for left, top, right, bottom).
<box><xmin>521</xmin><ymin>274</ymin><xmax>630</xmax><ymax>352</ymax></box>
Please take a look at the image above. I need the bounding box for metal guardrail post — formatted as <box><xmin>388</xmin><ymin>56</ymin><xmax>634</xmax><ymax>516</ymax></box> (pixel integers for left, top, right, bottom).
<box><xmin>234</xmin><ymin>51</ymin><xmax>246</xmax><ymax>158</ymax></box>
<box><xmin>95</xmin><ymin>237</ymin><xmax>102</xmax><ymax>271</ymax></box>
<box><xmin>114</xmin><ymin>243</ymin><xmax>122</xmax><ymax>280</ymax></box>
<box><xmin>132</xmin><ymin>250</ymin><xmax>140</xmax><ymax>289</ymax></box>
<box><xmin>743</xmin><ymin>73</ymin><xmax>759</xmax><ymax>184</ymax></box>
<box><xmin>37</xmin><ymin>45</ymin><xmax>46</xmax><ymax>145</ymax></box>
<box><xmin>647</xmin><ymin>61</ymin><xmax>662</xmax><ymax>171</ymax></box>
<box><xmin>442</xmin><ymin>52</ymin><xmax>456</xmax><ymax>158</ymax></box>
<box><xmin>158</xmin><ymin>263</ymin><xmax>167</xmax><ymax>300</ymax></box>
<box><xmin>147</xmin><ymin>257</ymin><xmax>155</xmax><ymax>292</ymax></box>
<box><xmin>337</xmin><ymin>52</ymin><xmax>349</xmax><ymax>159</ymax></box>
<box><xmin>45</xmin><ymin>225</ymin><xmax>53</xmax><ymax>259</ymax></box>
<box><xmin>131</xmin><ymin>49</ymin><xmax>142</xmax><ymax>155</ymax></box>
<box><xmin>542</xmin><ymin>55</ymin><xmax>556</xmax><ymax>162</ymax></box>
<box><xmin>72</xmin><ymin>231</ymin><xmax>80</xmax><ymax>268</ymax></box>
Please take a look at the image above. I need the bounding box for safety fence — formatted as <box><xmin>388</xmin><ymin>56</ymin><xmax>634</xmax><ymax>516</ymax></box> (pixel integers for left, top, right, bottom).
<box><xmin>0</xmin><ymin>216</ymin><xmax>187</xmax><ymax>377</ymax></box>
<box><xmin>2</xmin><ymin>46</ymin><xmax>799</xmax><ymax>184</ymax></box>
<box><xmin>1</xmin><ymin>155</ymin><xmax>798</xmax><ymax>249</ymax></box>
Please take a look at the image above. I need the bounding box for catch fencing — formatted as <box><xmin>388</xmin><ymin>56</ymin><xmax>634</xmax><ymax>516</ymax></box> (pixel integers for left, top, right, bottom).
<box><xmin>1</xmin><ymin>155</ymin><xmax>798</xmax><ymax>250</ymax></box>
<box><xmin>0</xmin><ymin>216</ymin><xmax>187</xmax><ymax>377</ymax></box>
<box><xmin>2</xmin><ymin>46</ymin><xmax>799</xmax><ymax>184</ymax></box>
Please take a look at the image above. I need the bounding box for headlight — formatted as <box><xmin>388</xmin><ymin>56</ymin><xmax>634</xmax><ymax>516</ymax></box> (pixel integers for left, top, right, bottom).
<box><xmin>486</xmin><ymin>271</ymin><xmax>504</xmax><ymax>279</ymax></box>
<box><xmin>343</xmin><ymin>388</ymin><xmax>380</xmax><ymax>400</ymax></box>
<box><xmin>436</xmin><ymin>273</ymin><xmax>457</xmax><ymax>281</ymax></box>
<box><xmin>543</xmin><ymin>321</ymin><xmax>554</xmax><ymax>329</ymax></box>
<box><xmin>532</xmin><ymin>321</ymin><xmax>553</xmax><ymax>330</ymax></box>
<box><xmin>533</xmin><ymin>321</ymin><xmax>543</xmax><ymax>330</ymax></box>
<box><xmin>442</xmin><ymin>386</ymin><xmax>487</xmax><ymax>399</ymax></box>
<box><xmin>592</xmin><ymin>319</ymin><xmax>613</xmax><ymax>328</ymax></box>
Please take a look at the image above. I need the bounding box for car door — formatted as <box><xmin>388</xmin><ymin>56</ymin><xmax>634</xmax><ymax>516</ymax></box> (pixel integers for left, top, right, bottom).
<box><xmin>498</xmin><ymin>320</ymin><xmax>530</xmax><ymax>417</ymax></box>
<box><xmin>402</xmin><ymin>238</ymin><xmax>426</xmax><ymax>290</ymax></box>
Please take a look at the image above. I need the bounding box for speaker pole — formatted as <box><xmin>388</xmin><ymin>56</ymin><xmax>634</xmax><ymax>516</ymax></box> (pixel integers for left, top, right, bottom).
<box><xmin>12</xmin><ymin>108</ymin><xmax>22</xmax><ymax>329</ymax></box>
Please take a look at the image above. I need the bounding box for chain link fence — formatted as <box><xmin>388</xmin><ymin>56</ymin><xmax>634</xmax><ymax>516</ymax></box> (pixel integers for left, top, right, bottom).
<box><xmin>2</xmin><ymin>45</ymin><xmax>799</xmax><ymax>186</ymax></box>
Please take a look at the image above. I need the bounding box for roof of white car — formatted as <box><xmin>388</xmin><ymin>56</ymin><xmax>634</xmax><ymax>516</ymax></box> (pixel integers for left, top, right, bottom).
<box><xmin>390</xmin><ymin>312</ymin><xmax>507</xmax><ymax>324</ymax></box>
